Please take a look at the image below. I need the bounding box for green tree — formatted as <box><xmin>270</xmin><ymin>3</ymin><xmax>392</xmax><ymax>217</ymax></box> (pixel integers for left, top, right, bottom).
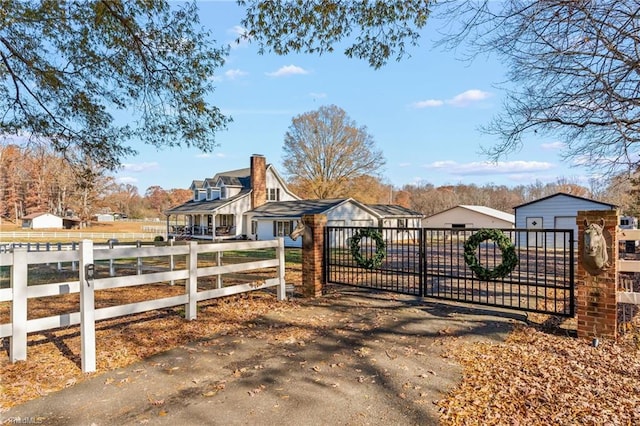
<box><xmin>1</xmin><ymin>1</ymin><xmax>230</xmax><ymax>173</ymax></box>
<box><xmin>282</xmin><ymin>105</ymin><xmax>385</xmax><ymax>199</ymax></box>
<box><xmin>238</xmin><ymin>0</ymin><xmax>432</xmax><ymax>69</ymax></box>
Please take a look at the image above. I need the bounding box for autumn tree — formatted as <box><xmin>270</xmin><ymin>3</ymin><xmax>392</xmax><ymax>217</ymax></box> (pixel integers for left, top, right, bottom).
<box><xmin>1</xmin><ymin>1</ymin><xmax>230</xmax><ymax>174</ymax></box>
<box><xmin>282</xmin><ymin>105</ymin><xmax>385</xmax><ymax>199</ymax></box>
<box><xmin>145</xmin><ymin>186</ymin><xmax>171</xmax><ymax>216</ymax></box>
<box><xmin>437</xmin><ymin>1</ymin><xmax>640</xmax><ymax>175</ymax></box>
<box><xmin>0</xmin><ymin>144</ymin><xmax>23</xmax><ymax>220</ymax></box>
<box><xmin>103</xmin><ymin>182</ymin><xmax>143</xmax><ymax>218</ymax></box>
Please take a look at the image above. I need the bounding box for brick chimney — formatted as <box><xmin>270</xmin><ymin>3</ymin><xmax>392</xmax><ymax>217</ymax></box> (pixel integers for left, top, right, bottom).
<box><xmin>250</xmin><ymin>154</ymin><xmax>267</xmax><ymax>209</ymax></box>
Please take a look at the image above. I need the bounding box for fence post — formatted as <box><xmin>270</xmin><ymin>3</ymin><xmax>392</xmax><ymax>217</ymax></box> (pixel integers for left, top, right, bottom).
<box><xmin>136</xmin><ymin>240</ymin><xmax>142</xmax><ymax>275</ymax></box>
<box><xmin>576</xmin><ymin>210</ymin><xmax>619</xmax><ymax>340</ymax></box>
<box><xmin>79</xmin><ymin>239</ymin><xmax>96</xmax><ymax>373</ymax></box>
<box><xmin>301</xmin><ymin>214</ymin><xmax>327</xmax><ymax>297</ymax></box>
<box><xmin>169</xmin><ymin>239</ymin><xmax>175</xmax><ymax>286</ymax></box>
<box><xmin>108</xmin><ymin>239</ymin><xmax>115</xmax><ymax>276</ymax></box>
<box><xmin>276</xmin><ymin>237</ymin><xmax>287</xmax><ymax>300</ymax></box>
<box><xmin>216</xmin><ymin>249</ymin><xmax>223</xmax><ymax>289</ymax></box>
<box><xmin>10</xmin><ymin>248</ymin><xmax>28</xmax><ymax>362</ymax></box>
<box><xmin>57</xmin><ymin>242</ymin><xmax>62</xmax><ymax>271</ymax></box>
<box><xmin>185</xmin><ymin>241</ymin><xmax>198</xmax><ymax>320</ymax></box>
<box><xmin>72</xmin><ymin>242</ymin><xmax>78</xmax><ymax>271</ymax></box>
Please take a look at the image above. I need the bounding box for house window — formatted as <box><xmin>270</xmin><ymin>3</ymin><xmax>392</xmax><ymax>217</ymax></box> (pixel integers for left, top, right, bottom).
<box><xmin>268</xmin><ymin>188</ymin><xmax>280</xmax><ymax>201</ymax></box>
<box><xmin>251</xmin><ymin>220</ymin><xmax>258</xmax><ymax>235</ymax></box>
<box><xmin>398</xmin><ymin>219</ymin><xmax>407</xmax><ymax>228</ymax></box>
<box><xmin>621</xmin><ymin>218</ymin><xmax>630</xmax><ymax>226</ymax></box>
<box><xmin>273</xmin><ymin>220</ymin><xmax>293</xmax><ymax>237</ymax></box>
<box><xmin>219</xmin><ymin>214</ymin><xmax>233</xmax><ymax>226</ymax></box>
<box><xmin>451</xmin><ymin>224</ymin><xmax>466</xmax><ymax>229</ymax></box>
<box><xmin>221</xmin><ymin>187</ymin><xmax>227</xmax><ymax>199</ymax></box>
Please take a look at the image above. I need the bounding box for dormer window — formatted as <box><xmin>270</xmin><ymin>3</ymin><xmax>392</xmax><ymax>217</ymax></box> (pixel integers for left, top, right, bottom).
<box><xmin>221</xmin><ymin>187</ymin><xmax>227</xmax><ymax>199</ymax></box>
<box><xmin>267</xmin><ymin>188</ymin><xmax>280</xmax><ymax>201</ymax></box>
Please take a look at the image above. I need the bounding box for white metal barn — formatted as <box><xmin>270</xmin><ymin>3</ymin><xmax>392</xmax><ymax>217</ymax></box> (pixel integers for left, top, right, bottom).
<box><xmin>21</xmin><ymin>212</ymin><xmax>63</xmax><ymax>229</ymax></box>
<box><xmin>513</xmin><ymin>192</ymin><xmax>617</xmax><ymax>249</ymax></box>
<box><xmin>422</xmin><ymin>205</ymin><xmax>515</xmax><ymax>229</ymax></box>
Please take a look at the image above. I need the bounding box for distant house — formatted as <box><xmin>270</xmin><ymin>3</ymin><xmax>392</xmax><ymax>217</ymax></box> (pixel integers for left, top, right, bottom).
<box><xmin>164</xmin><ymin>154</ymin><xmax>424</xmax><ymax>246</ymax></box>
<box><xmin>422</xmin><ymin>205</ymin><xmax>515</xmax><ymax>229</ymax></box>
<box><xmin>513</xmin><ymin>192</ymin><xmax>617</xmax><ymax>248</ymax></box>
<box><xmin>21</xmin><ymin>212</ymin><xmax>63</xmax><ymax>229</ymax></box>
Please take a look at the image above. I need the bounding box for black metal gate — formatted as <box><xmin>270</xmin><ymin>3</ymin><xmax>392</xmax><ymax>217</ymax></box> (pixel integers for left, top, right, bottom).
<box><xmin>325</xmin><ymin>227</ymin><xmax>575</xmax><ymax>317</ymax></box>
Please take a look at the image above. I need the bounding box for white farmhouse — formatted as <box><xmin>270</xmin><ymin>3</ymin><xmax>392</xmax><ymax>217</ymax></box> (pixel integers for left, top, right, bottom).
<box><xmin>165</xmin><ymin>154</ymin><xmax>424</xmax><ymax>246</ymax></box>
<box><xmin>165</xmin><ymin>155</ymin><xmax>300</xmax><ymax>240</ymax></box>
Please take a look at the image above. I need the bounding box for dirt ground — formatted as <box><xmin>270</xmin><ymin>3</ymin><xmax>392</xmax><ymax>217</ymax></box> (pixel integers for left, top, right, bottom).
<box><xmin>1</xmin><ymin>286</ymin><xmax>519</xmax><ymax>425</ymax></box>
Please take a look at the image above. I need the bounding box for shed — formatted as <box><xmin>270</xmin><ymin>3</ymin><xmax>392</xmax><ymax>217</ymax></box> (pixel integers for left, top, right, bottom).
<box><xmin>422</xmin><ymin>205</ymin><xmax>514</xmax><ymax>229</ymax></box>
<box><xmin>95</xmin><ymin>214</ymin><xmax>115</xmax><ymax>222</ymax></box>
<box><xmin>513</xmin><ymin>192</ymin><xmax>617</xmax><ymax>248</ymax></box>
<box><xmin>21</xmin><ymin>212</ymin><xmax>63</xmax><ymax>229</ymax></box>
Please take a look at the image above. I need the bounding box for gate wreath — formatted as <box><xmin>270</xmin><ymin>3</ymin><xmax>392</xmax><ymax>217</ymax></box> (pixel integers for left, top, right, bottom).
<box><xmin>463</xmin><ymin>229</ymin><xmax>518</xmax><ymax>280</ymax></box>
<box><xmin>350</xmin><ymin>228</ymin><xmax>386</xmax><ymax>270</ymax></box>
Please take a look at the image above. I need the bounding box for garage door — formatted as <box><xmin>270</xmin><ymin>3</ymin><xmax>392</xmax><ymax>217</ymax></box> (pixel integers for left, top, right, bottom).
<box><xmin>554</xmin><ymin>216</ymin><xmax>577</xmax><ymax>250</ymax></box>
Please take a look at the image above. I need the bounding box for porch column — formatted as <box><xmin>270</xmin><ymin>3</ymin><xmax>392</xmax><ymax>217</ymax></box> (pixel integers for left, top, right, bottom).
<box><xmin>301</xmin><ymin>214</ymin><xmax>327</xmax><ymax>298</ymax></box>
<box><xmin>576</xmin><ymin>209</ymin><xmax>619</xmax><ymax>340</ymax></box>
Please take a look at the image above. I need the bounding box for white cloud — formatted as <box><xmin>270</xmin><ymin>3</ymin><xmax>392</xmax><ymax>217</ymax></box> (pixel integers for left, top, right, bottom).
<box><xmin>411</xmin><ymin>89</ymin><xmax>492</xmax><ymax>109</ymax></box>
<box><xmin>196</xmin><ymin>152</ymin><xmax>226</xmax><ymax>159</ymax></box>
<box><xmin>424</xmin><ymin>160</ymin><xmax>554</xmax><ymax>175</ymax></box>
<box><xmin>309</xmin><ymin>92</ymin><xmax>327</xmax><ymax>99</ymax></box>
<box><xmin>224</xmin><ymin>69</ymin><xmax>248</xmax><ymax>80</ymax></box>
<box><xmin>115</xmin><ymin>176</ymin><xmax>138</xmax><ymax>184</ymax></box>
<box><xmin>228</xmin><ymin>25</ymin><xmax>250</xmax><ymax>48</ymax></box>
<box><xmin>120</xmin><ymin>162</ymin><xmax>159</xmax><ymax>173</ymax></box>
<box><xmin>541</xmin><ymin>141</ymin><xmax>566</xmax><ymax>150</ymax></box>
<box><xmin>447</xmin><ymin>89</ymin><xmax>492</xmax><ymax>107</ymax></box>
<box><xmin>411</xmin><ymin>99</ymin><xmax>444</xmax><ymax>108</ymax></box>
<box><xmin>266</xmin><ymin>65</ymin><xmax>309</xmax><ymax>77</ymax></box>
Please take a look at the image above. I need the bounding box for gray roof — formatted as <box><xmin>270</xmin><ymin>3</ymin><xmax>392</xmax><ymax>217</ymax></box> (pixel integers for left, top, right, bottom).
<box><xmin>165</xmin><ymin>189</ymin><xmax>251</xmax><ymax>214</ymax></box>
<box><xmin>249</xmin><ymin>199</ymin><xmax>348</xmax><ymax>218</ymax></box>
<box><xmin>513</xmin><ymin>192</ymin><xmax>617</xmax><ymax>209</ymax></box>
<box><xmin>367</xmin><ymin>204</ymin><xmax>424</xmax><ymax>218</ymax></box>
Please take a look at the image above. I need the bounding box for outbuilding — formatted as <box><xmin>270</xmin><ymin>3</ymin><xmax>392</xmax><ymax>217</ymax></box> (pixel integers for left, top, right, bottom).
<box><xmin>422</xmin><ymin>205</ymin><xmax>515</xmax><ymax>229</ymax></box>
<box><xmin>21</xmin><ymin>212</ymin><xmax>63</xmax><ymax>229</ymax></box>
<box><xmin>513</xmin><ymin>192</ymin><xmax>617</xmax><ymax>248</ymax></box>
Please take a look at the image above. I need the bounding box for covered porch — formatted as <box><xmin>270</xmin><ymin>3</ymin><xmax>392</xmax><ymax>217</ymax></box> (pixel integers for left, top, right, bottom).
<box><xmin>166</xmin><ymin>212</ymin><xmax>239</xmax><ymax>241</ymax></box>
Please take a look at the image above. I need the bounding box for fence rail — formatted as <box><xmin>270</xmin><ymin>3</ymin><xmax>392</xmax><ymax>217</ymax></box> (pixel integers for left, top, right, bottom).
<box><xmin>0</xmin><ymin>231</ymin><xmax>160</xmax><ymax>242</ymax></box>
<box><xmin>0</xmin><ymin>238</ymin><xmax>286</xmax><ymax>372</ymax></box>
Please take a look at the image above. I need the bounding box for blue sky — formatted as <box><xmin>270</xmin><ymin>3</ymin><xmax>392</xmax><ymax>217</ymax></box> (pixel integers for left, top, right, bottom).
<box><xmin>113</xmin><ymin>1</ymin><xmax>594</xmax><ymax>193</ymax></box>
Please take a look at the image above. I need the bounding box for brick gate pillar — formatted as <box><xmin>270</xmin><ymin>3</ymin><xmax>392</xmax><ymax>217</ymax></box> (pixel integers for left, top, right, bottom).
<box><xmin>301</xmin><ymin>214</ymin><xmax>327</xmax><ymax>298</ymax></box>
<box><xmin>576</xmin><ymin>209</ymin><xmax>619</xmax><ymax>339</ymax></box>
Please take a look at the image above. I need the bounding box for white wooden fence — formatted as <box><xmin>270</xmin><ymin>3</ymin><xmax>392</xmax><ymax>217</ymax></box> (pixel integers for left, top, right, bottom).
<box><xmin>0</xmin><ymin>231</ymin><xmax>160</xmax><ymax>241</ymax></box>
<box><xmin>0</xmin><ymin>238</ymin><xmax>286</xmax><ymax>373</ymax></box>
